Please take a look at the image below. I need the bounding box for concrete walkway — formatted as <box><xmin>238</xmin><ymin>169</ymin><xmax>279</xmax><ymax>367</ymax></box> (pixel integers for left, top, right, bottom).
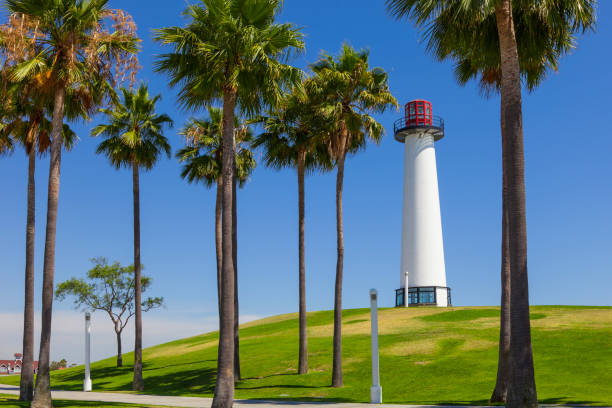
<box><xmin>0</xmin><ymin>384</ymin><xmax>600</xmax><ymax>408</ymax></box>
<box><xmin>0</xmin><ymin>384</ymin><xmax>499</xmax><ymax>408</ymax></box>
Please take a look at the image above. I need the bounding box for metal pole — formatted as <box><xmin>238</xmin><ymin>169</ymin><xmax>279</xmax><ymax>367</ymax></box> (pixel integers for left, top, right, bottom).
<box><xmin>84</xmin><ymin>312</ymin><xmax>92</xmax><ymax>392</ymax></box>
<box><xmin>370</xmin><ymin>289</ymin><xmax>382</xmax><ymax>403</ymax></box>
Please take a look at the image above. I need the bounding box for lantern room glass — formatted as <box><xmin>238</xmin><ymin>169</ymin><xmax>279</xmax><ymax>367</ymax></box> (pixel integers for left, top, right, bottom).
<box><xmin>404</xmin><ymin>100</ymin><xmax>433</xmax><ymax>127</ymax></box>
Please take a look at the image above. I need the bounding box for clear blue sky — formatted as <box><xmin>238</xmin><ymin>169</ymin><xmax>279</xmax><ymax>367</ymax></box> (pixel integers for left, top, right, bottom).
<box><xmin>1</xmin><ymin>1</ymin><xmax>611</xmax><ymax>361</ymax></box>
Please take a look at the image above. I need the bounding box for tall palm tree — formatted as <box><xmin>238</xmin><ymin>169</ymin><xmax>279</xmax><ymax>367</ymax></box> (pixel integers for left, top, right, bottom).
<box><xmin>310</xmin><ymin>44</ymin><xmax>397</xmax><ymax>387</ymax></box>
<box><xmin>92</xmin><ymin>83</ymin><xmax>172</xmax><ymax>391</ymax></box>
<box><xmin>1</xmin><ymin>15</ymin><xmax>51</xmax><ymax>402</ymax></box>
<box><xmin>176</xmin><ymin>107</ymin><xmax>256</xmax><ymax>379</ymax></box>
<box><xmin>155</xmin><ymin>1</ymin><xmax>303</xmax><ymax>405</ymax></box>
<box><xmin>404</xmin><ymin>2</ymin><xmax>595</xmax><ymax>401</ymax></box>
<box><xmin>230</xmin><ymin>122</ymin><xmax>256</xmax><ymax>381</ymax></box>
<box><xmin>253</xmin><ymin>86</ymin><xmax>330</xmax><ymax>374</ymax></box>
<box><xmin>2</xmin><ymin>48</ymin><xmax>89</xmax><ymax>399</ymax></box>
<box><xmin>178</xmin><ymin>111</ymin><xmax>225</xmax><ymax>317</ymax></box>
<box><xmin>386</xmin><ymin>0</ymin><xmax>596</xmax><ymax>406</ymax></box>
<box><xmin>0</xmin><ymin>108</ymin><xmax>76</xmax><ymax>401</ymax></box>
<box><xmin>4</xmin><ymin>1</ymin><xmax>139</xmax><ymax>405</ymax></box>
<box><xmin>0</xmin><ymin>79</ymin><xmax>38</xmax><ymax>402</ymax></box>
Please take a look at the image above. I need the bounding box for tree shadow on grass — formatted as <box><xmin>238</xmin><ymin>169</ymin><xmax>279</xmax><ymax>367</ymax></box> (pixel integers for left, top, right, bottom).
<box><xmin>142</xmin><ymin>366</ymin><xmax>216</xmax><ymax>396</ymax></box>
<box><xmin>539</xmin><ymin>397</ymin><xmax>605</xmax><ymax>406</ymax></box>
<box><xmin>241</xmin><ymin>373</ymin><xmax>299</xmax><ymax>381</ymax></box>
<box><xmin>0</xmin><ymin>396</ymin><xmax>157</xmax><ymax>407</ymax></box>
<box><xmin>236</xmin><ymin>384</ymin><xmax>327</xmax><ymax>390</ymax></box>
<box><xmin>47</xmin><ymin>364</ymin><xmax>217</xmax><ymax>397</ymax></box>
<box><xmin>144</xmin><ymin>360</ymin><xmax>215</xmax><ymax>372</ymax></box>
<box><xmin>0</xmin><ymin>396</ymin><xmax>27</xmax><ymax>407</ymax></box>
<box><xmin>236</xmin><ymin>397</ymin><xmax>355</xmax><ymax>404</ymax></box>
<box><xmin>52</xmin><ymin>400</ymin><xmax>157</xmax><ymax>407</ymax></box>
<box><xmin>236</xmin><ymin>372</ymin><xmax>333</xmax><ymax>393</ymax></box>
<box><xmin>384</xmin><ymin>398</ymin><xmax>606</xmax><ymax>407</ymax></box>
<box><xmin>390</xmin><ymin>399</ymin><xmax>495</xmax><ymax>406</ymax></box>
<box><xmin>48</xmin><ymin>366</ymin><xmax>133</xmax><ymax>392</ymax></box>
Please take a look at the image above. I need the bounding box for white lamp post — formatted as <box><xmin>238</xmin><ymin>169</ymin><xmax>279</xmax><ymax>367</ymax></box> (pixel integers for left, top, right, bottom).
<box><xmin>84</xmin><ymin>312</ymin><xmax>92</xmax><ymax>392</ymax></box>
<box><xmin>370</xmin><ymin>289</ymin><xmax>382</xmax><ymax>404</ymax></box>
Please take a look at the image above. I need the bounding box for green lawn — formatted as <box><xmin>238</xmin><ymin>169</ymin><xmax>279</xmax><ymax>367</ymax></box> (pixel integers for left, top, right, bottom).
<box><xmin>2</xmin><ymin>306</ymin><xmax>611</xmax><ymax>405</ymax></box>
<box><xmin>0</xmin><ymin>394</ymin><xmax>168</xmax><ymax>407</ymax></box>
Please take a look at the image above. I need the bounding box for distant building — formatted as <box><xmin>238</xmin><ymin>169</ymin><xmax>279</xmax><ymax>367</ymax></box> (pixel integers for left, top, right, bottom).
<box><xmin>0</xmin><ymin>353</ymin><xmax>38</xmax><ymax>375</ymax></box>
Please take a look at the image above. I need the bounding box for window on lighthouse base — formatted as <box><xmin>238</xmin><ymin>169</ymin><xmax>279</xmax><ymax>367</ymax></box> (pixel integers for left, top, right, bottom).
<box><xmin>395</xmin><ymin>288</ymin><xmax>405</xmax><ymax>307</ymax></box>
<box><xmin>408</xmin><ymin>287</ymin><xmax>436</xmax><ymax>305</ymax></box>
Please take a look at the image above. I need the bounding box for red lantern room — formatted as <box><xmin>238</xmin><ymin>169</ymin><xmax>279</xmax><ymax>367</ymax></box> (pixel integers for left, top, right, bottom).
<box><xmin>405</xmin><ymin>100</ymin><xmax>433</xmax><ymax>127</ymax></box>
<box><xmin>394</xmin><ymin>99</ymin><xmax>444</xmax><ymax>142</ymax></box>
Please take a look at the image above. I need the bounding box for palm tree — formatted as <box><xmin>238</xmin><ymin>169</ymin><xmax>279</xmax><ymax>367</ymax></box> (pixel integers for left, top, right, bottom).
<box><xmin>154</xmin><ymin>1</ymin><xmax>303</xmax><ymax>404</ymax></box>
<box><xmin>1</xmin><ymin>16</ymin><xmax>50</xmax><ymax>402</ymax></box>
<box><xmin>385</xmin><ymin>0</ymin><xmax>596</xmax><ymax>405</ymax></box>
<box><xmin>176</xmin><ymin>107</ymin><xmax>256</xmax><ymax>379</ymax></box>
<box><xmin>0</xmin><ymin>80</ymin><xmax>38</xmax><ymax>401</ymax></box>
<box><xmin>0</xmin><ymin>132</ymin><xmax>12</xmax><ymax>151</ymax></box>
<box><xmin>4</xmin><ymin>1</ymin><xmax>139</xmax><ymax>405</ymax></box>
<box><xmin>0</xmin><ymin>109</ymin><xmax>76</xmax><ymax>402</ymax></box>
<box><xmin>178</xmin><ymin>111</ymin><xmax>225</xmax><ymax>317</ymax></box>
<box><xmin>253</xmin><ymin>87</ymin><xmax>330</xmax><ymax>374</ymax></box>
<box><xmin>92</xmin><ymin>83</ymin><xmax>172</xmax><ymax>391</ymax></box>
<box><xmin>230</xmin><ymin>122</ymin><xmax>256</xmax><ymax>381</ymax></box>
<box><xmin>310</xmin><ymin>44</ymin><xmax>397</xmax><ymax>387</ymax></box>
<box><xmin>403</xmin><ymin>2</ymin><xmax>595</xmax><ymax>401</ymax></box>
<box><xmin>1</xmin><ymin>49</ymin><xmax>89</xmax><ymax>400</ymax></box>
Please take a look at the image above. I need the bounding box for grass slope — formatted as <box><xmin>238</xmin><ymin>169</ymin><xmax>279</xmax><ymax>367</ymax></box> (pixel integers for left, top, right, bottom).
<box><xmin>2</xmin><ymin>306</ymin><xmax>611</xmax><ymax>405</ymax></box>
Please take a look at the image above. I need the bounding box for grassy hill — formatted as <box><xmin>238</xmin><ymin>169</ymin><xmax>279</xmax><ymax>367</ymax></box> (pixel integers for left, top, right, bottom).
<box><xmin>2</xmin><ymin>306</ymin><xmax>611</xmax><ymax>405</ymax></box>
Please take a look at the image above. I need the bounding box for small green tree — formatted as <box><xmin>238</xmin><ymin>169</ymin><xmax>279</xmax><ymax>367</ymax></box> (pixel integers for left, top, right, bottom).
<box><xmin>55</xmin><ymin>258</ymin><xmax>163</xmax><ymax>368</ymax></box>
<box><xmin>49</xmin><ymin>359</ymin><xmax>67</xmax><ymax>371</ymax></box>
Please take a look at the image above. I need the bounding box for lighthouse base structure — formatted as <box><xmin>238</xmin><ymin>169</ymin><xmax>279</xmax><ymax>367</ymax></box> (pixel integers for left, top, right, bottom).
<box><xmin>395</xmin><ymin>128</ymin><xmax>449</xmax><ymax>308</ymax></box>
<box><xmin>395</xmin><ymin>286</ymin><xmax>451</xmax><ymax>307</ymax></box>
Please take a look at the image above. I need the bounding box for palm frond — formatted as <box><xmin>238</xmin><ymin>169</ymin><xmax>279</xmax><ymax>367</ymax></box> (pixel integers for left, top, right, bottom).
<box><xmin>176</xmin><ymin>106</ymin><xmax>256</xmax><ymax>187</ymax></box>
<box><xmin>92</xmin><ymin>83</ymin><xmax>173</xmax><ymax>170</ymax></box>
<box><xmin>154</xmin><ymin>0</ymin><xmax>305</xmax><ymax>115</ymax></box>
<box><xmin>386</xmin><ymin>0</ymin><xmax>596</xmax><ymax>94</ymax></box>
<box><xmin>310</xmin><ymin>43</ymin><xmax>398</xmax><ymax>164</ymax></box>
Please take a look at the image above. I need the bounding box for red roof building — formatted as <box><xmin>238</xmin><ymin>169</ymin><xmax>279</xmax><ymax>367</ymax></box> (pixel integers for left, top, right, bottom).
<box><xmin>0</xmin><ymin>353</ymin><xmax>38</xmax><ymax>375</ymax></box>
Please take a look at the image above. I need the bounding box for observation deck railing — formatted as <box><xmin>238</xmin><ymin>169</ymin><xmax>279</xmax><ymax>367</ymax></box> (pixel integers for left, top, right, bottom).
<box><xmin>393</xmin><ymin>115</ymin><xmax>444</xmax><ymax>134</ymax></box>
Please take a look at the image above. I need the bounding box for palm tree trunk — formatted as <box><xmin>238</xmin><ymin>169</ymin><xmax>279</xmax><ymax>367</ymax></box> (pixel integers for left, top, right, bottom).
<box><xmin>132</xmin><ymin>163</ymin><xmax>144</xmax><ymax>391</ymax></box>
<box><xmin>332</xmin><ymin>152</ymin><xmax>346</xmax><ymax>388</ymax></box>
<box><xmin>32</xmin><ymin>86</ymin><xmax>66</xmax><ymax>408</ymax></box>
<box><xmin>19</xmin><ymin>147</ymin><xmax>36</xmax><ymax>402</ymax></box>
<box><xmin>116</xmin><ymin>331</ymin><xmax>123</xmax><ymax>368</ymax></box>
<box><xmin>491</xmin><ymin>158</ymin><xmax>511</xmax><ymax>402</ymax></box>
<box><xmin>232</xmin><ymin>172</ymin><xmax>240</xmax><ymax>381</ymax></box>
<box><xmin>495</xmin><ymin>1</ymin><xmax>537</xmax><ymax>407</ymax></box>
<box><xmin>216</xmin><ymin>177</ymin><xmax>223</xmax><ymax>321</ymax></box>
<box><xmin>211</xmin><ymin>87</ymin><xmax>236</xmax><ymax>408</ymax></box>
<box><xmin>297</xmin><ymin>152</ymin><xmax>308</xmax><ymax>375</ymax></box>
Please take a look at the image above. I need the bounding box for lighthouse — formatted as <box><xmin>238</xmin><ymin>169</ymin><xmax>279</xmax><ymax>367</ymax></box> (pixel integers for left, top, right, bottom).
<box><xmin>394</xmin><ymin>100</ymin><xmax>450</xmax><ymax>307</ymax></box>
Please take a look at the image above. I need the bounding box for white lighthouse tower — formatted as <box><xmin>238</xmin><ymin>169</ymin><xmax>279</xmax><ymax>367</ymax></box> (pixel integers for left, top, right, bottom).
<box><xmin>394</xmin><ymin>100</ymin><xmax>450</xmax><ymax>307</ymax></box>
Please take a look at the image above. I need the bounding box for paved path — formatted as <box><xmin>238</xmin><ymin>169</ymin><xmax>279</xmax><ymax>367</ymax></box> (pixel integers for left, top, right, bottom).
<box><xmin>0</xmin><ymin>384</ymin><xmax>498</xmax><ymax>408</ymax></box>
<box><xmin>0</xmin><ymin>384</ymin><xmax>602</xmax><ymax>408</ymax></box>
